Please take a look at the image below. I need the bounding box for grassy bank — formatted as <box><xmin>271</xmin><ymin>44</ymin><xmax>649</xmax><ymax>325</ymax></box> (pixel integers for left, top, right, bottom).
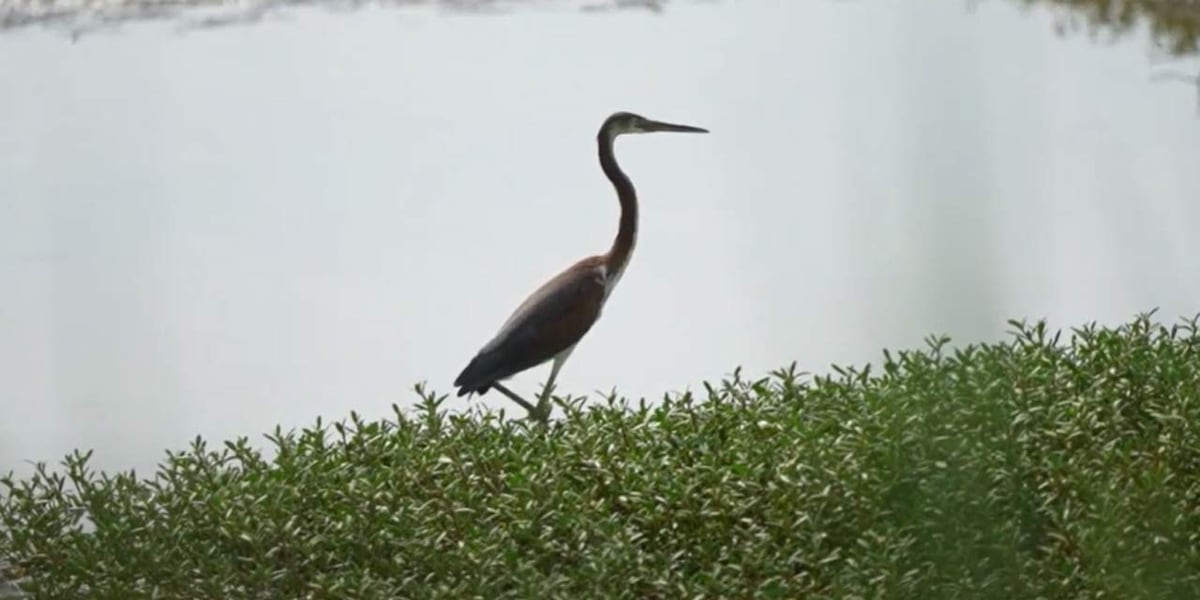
<box><xmin>2</xmin><ymin>313</ymin><xmax>1199</xmax><ymax>598</ymax></box>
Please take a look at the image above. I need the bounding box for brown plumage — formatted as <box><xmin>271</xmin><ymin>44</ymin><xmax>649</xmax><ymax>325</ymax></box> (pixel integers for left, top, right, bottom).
<box><xmin>453</xmin><ymin>255</ymin><xmax>607</xmax><ymax>397</ymax></box>
<box><xmin>453</xmin><ymin>111</ymin><xmax>708</xmax><ymax>417</ymax></box>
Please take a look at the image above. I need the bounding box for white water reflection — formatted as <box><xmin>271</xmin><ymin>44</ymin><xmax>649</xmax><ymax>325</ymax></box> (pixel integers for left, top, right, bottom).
<box><xmin>1</xmin><ymin>0</ymin><xmax>1198</xmax><ymax>476</ymax></box>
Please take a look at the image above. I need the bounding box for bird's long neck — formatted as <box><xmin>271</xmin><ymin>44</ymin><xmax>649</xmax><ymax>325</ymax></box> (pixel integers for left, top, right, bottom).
<box><xmin>598</xmin><ymin>131</ymin><xmax>637</xmax><ymax>280</ymax></box>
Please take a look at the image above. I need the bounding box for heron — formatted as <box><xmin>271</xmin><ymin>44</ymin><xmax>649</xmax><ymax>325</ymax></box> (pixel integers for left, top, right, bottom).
<box><xmin>452</xmin><ymin>111</ymin><xmax>709</xmax><ymax>422</ymax></box>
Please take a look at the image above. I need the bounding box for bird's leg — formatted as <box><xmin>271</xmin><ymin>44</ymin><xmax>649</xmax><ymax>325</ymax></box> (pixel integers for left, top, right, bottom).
<box><xmin>490</xmin><ymin>382</ymin><xmax>539</xmax><ymax>419</ymax></box>
<box><xmin>535</xmin><ymin>355</ymin><xmax>568</xmax><ymax>421</ymax></box>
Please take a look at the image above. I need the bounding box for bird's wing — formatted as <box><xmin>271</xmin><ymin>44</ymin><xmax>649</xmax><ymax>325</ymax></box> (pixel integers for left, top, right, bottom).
<box><xmin>454</xmin><ymin>257</ymin><xmax>608</xmax><ymax>395</ymax></box>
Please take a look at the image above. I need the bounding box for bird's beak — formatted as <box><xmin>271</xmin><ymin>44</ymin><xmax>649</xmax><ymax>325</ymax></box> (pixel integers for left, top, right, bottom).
<box><xmin>643</xmin><ymin>118</ymin><xmax>709</xmax><ymax>134</ymax></box>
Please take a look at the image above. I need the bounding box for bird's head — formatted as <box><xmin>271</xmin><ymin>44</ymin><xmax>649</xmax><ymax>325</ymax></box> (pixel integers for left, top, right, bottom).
<box><xmin>601</xmin><ymin>111</ymin><xmax>709</xmax><ymax>140</ymax></box>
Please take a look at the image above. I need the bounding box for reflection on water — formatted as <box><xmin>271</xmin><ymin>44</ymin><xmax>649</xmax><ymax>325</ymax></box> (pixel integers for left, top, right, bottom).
<box><xmin>4</xmin><ymin>0</ymin><xmax>1200</xmax><ymax>108</ymax></box>
<box><xmin>1</xmin><ymin>0</ymin><xmax>1199</xmax><ymax>478</ymax></box>
<box><xmin>0</xmin><ymin>0</ymin><xmax>675</xmax><ymax>36</ymax></box>
<box><xmin>3</xmin><ymin>0</ymin><xmax>1199</xmax><ymax>54</ymax></box>
<box><xmin>1018</xmin><ymin>0</ymin><xmax>1200</xmax><ymax>56</ymax></box>
<box><xmin>1019</xmin><ymin>0</ymin><xmax>1200</xmax><ymax>109</ymax></box>
<box><xmin>4</xmin><ymin>0</ymin><xmax>1199</xmax><ymax>108</ymax></box>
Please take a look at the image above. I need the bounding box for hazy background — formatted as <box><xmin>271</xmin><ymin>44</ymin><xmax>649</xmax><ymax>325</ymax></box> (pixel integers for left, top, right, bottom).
<box><xmin>2</xmin><ymin>0</ymin><xmax>1198</xmax><ymax>477</ymax></box>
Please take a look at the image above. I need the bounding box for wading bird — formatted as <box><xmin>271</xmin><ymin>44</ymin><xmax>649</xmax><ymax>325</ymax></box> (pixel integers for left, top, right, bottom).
<box><xmin>453</xmin><ymin>111</ymin><xmax>708</xmax><ymax>422</ymax></box>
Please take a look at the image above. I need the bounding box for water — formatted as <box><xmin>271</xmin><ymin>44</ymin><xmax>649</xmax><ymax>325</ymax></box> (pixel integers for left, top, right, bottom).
<box><xmin>1</xmin><ymin>0</ymin><xmax>1198</xmax><ymax>477</ymax></box>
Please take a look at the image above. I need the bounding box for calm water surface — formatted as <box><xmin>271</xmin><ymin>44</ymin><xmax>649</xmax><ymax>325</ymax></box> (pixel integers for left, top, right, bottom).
<box><xmin>2</xmin><ymin>0</ymin><xmax>1198</xmax><ymax>476</ymax></box>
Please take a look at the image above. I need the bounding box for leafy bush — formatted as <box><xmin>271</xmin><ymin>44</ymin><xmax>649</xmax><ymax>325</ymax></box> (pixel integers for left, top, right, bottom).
<box><xmin>3</xmin><ymin>313</ymin><xmax>1199</xmax><ymax>599</ymax></box>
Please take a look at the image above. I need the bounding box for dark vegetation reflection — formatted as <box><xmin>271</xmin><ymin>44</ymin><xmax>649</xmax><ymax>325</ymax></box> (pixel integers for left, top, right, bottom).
<box><xmin>1018</xmin><ymin>0</ymin><xmax>1200</xmax><ymax>55</ymax></box>
<box><xmin>4</xmin><ymin>0</ymin><xmax>1199</xmax><ymax>107</ymax></box>
<box><xmin>1</xmin><ymin>0</ymin><xmax>1198</xmax><ymax>54</ymax></box>
<box><xmin>1015</xmin><ymin>0</ymin><xmax>1200</xmax><ymax>111</ymax></box>
<box><xmin>0</xmin><ymin>0</ymin><xmax>673</xmax><ymax>36</ymax></box>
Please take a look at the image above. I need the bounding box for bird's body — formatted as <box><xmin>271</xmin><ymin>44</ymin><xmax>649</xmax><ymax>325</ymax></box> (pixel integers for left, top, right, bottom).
<box><xmin>453</xmin><ymin>254</ymin><xmax>609</xmax><ymax>398</ymax></box>
<box><xmin>453</xmin><ymin>111</ymin><xmax>707</xmax><ymax>419</ymax></box>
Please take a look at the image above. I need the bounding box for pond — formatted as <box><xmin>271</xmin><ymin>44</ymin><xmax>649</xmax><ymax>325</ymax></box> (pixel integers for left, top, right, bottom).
<box><xmin>1</xmin><ymin>0</ymin><xmax>1198</xmax><ymax>477</ymax></box>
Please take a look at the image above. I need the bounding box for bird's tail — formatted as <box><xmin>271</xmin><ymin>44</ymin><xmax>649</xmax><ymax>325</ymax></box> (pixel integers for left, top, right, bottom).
<box><xmin>453</xmin><ymin>353</ymin><xmax>495</xmax><ymax>397</ymax></box>
<box><xmin>456</xmin><ymin>385</ymin><xmax>490</xmax><ymax>398</ymax></box>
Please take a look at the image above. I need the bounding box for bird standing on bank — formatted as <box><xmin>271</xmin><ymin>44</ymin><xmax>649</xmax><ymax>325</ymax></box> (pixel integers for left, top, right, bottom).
<box><xmin>452</xmin><ymin>111</ymin><xmax>709</xmax><ymax>422</ymax></box>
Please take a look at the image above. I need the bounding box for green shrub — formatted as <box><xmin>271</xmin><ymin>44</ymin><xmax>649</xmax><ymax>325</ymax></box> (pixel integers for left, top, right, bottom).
<box><xmin>3</xmin><ymin>313</ymin><xmax>1199</xmax><ymax>599</ymax></box>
